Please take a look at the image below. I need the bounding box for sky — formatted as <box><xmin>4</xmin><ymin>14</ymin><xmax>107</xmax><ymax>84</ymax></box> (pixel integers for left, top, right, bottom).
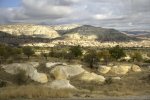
<box><xmin>0</xmin><ymin>0</ymin><xmax>150</xmax><ymax>30</ymax></box>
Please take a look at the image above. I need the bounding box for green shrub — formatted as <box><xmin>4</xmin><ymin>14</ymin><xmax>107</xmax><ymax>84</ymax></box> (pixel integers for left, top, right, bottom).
<box><xmin>14</xmin><ymin>69</ymin><xmax>29</xmax><ymax>85</ymax></box>
<box><xmin>109</xmin><ymin>45</ymin><xmax>125</xmax><ymax>60</ymax></box>
<box><xmin>130</xmin><ymin>51</ymin><xmax>143</xmax><ymax>63</ymax></box>
<box><xmin>0</xmin><ymin>80</ymin><xmax>7</xmax><ymax>87</ymax></box>
<box><xmin>22</xmin><ymin>46</ymin><xmax>35</xmax><ymax>59</ymax></box>
<box><xmin>69</xmin><ymin>45</ymin><xmax>82</xmax><ymax>58</ymax></box>
<box><xmin>105</xmin><ymin>77</ymin><xmax>113</xmax><ymax>85</ymax></box>
<box><xmin>83</xmin><ymin>50</ymin><xmax>99</xmax><ymax>69</ymax></box>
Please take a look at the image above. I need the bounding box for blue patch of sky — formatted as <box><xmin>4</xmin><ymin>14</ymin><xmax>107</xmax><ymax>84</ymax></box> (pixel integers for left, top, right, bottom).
<box><xmin>0</xmin><ymin>0</ymin><xmax>21</xmax><ymax>8</ymax></box>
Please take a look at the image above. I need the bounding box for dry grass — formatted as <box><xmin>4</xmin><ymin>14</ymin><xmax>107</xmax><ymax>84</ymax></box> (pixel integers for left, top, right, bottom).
<box><xmin>71</xmin><ymin>69</ymin><xmax>150</xmax><ymax>97</ymax></box>
<box><xmin>0</xmin><ymin>85</ymin><xmax>73</xmax><ymax>99</ymax></box>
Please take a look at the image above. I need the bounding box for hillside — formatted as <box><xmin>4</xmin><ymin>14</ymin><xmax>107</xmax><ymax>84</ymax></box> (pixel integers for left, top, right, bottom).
<box><xmin>124</xmin><ymin>31</ymin><xmax>150</xmax><ymax>38</ymax></box>
<box><xmin>63</xmin><ymin>25</ymin><xmax>137</xmax><ymax>42</ymax></box>
<box><xmin>0</xmin><ymin>24</ymin><xmax>60</xmax><ymax>39</ymax></box>
<box><xmin>51</xmin><ymin>24</ymin><xmax>81</xmax><ymax>34</ymax></box>
<box><xmin>0</xmin><ymin>31</ymin><xmax>52</xmax><ymax>45</ymax></box>
<box><xmin>0</xmin><ymin>24</ymin><xmax>141</xmax><ymax>46</ymax></box>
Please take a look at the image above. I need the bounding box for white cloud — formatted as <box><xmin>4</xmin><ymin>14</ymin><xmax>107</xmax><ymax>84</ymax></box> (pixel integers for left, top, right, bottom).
<box><xmin>93</xmin><ymin>14</ymin><xmax>108</xmax><ymax>20</ymax></box>
<box><xmin>0</xmin><ymin>0</ymin><xmax>150</xmax><ymax>30</ymax></box>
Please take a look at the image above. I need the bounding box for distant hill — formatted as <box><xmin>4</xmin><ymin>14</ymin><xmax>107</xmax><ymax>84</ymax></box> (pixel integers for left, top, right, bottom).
<box><xmin>0</xmin><ymin>31</ymin><xmax>51</xmax><ymax>45</ymax></box>
<box><xmin>51</xmin><ymin>24</ymin><xmax>81</xmax><ymax>34</ymax></box>
<box><xmin>0</xmin><ymin>24</ymin><xmax>60</xmax><ymax>39</ymax></box>
<box><xmin>63</xmin><ymin>25</ymin><xmax>138</xmax><ymax>42</ymax></box>
<box><xmin>124</xmin><ymin>31</ymin><xmax>150</xmax><ymax>38</ymax></box>
<box><xmin>124</xmin><ymin>31</ymin><xmax>150</xmax><ymax>35</ymax></box>
<box><xmin>0</xmin><ymin>24</ymin><xmax>140</xmax><ymax>46</ymax></box>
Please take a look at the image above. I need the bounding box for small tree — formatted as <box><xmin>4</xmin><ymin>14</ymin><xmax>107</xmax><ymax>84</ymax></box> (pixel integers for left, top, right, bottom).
<box><xmin>0</xmin><ymin>45</ymin><xmax>8</xmax><ymax>59</ymax></box>
<box><xmin>83</xmin><ymin>50</ymin><xmax>99</xmax><ymax>69</ymax></box>
<box><xmin>131</xmin><ymin>51</ymin><xmax>143</xmax><ymax>63</ymax></box>
<box><xmin>41</xmin><ymin>52</ymin><xmax>48</xmax><ymax>60</ymax></box>
<box><xmin>11</xmin><ymin>47</ymin><xmax>22</xmax><ymax>60</ymax></box>
<box><xmin>109</xmin><ymin>45</ymin><xmax>125</xmax><ymax>60</ymax></box>
<box><xmin>0</xmin><ymin>44</ymin><xmax>10</xmax><ymax>64</ymax></box>
<box><xmin>22</xmin><ymin>46</ymin><xmax>34</xmax><ymax>59</ymax></box>
<box><xmin>98</xmin><ymin>50</ymin><xmax>111</xmax><ymax>65</ymax></box>
<box><xmin>14</xmin><ymin>69</ymin><xmax>29</xmax><ymax>85</ymax></box>
<box><xmin>49</xmin><ymin>47</ymin><xmax>55</xmax><ymax>57</ymax></box>
<box><xmin>69</xmin><ymin>45</ymin><xmax>82</xmax><ymax>58</ymax></box>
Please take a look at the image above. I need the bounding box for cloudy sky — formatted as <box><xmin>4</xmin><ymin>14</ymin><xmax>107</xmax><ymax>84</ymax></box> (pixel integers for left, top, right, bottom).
<box><xmin>0</xmin><ymin>0</ymin><xmax>150</xmax><ymax>30</ymax></box>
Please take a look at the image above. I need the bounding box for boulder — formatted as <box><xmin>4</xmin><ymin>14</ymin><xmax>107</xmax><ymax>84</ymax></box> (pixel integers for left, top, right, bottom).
<box><xmin>45</xmin><ymin>80</ymin><xmax>76</xmax><ymax>89</ymax></box>
<box><xmin>110</xmin><ymin>65</ymin><xmax>131</xmax><ymax>75</ymax></box>
<box><xmin>98</xmin><ymin>66</ymin><xmax>111</xmax><ymax>74</ymax></box>
<box><xmin>112</xmin><ymin>77</ymin><xmax>121</xmax><ymax>80</ymax></box>
<box><xmin>50</xmin><ymin>66</ymin><xmax>68</xmax><ymax>80</ymax></box>
<box><xmin>148</xmin><ymin>66</ymin><xmax>150</xmax><ymax>70</ymax></box>
<box><xmin>46</xmin><ymin>62</ymin><xmax>67</xmax><ymax>68</ymax></box>
<box><xmin>27</xmin><ymin>62</ymin><xmax>39</xmax><ymax>68</ymax></box>
<box><xmin>29</xmin><ymin>70</ymin><xmax>48</xmax><ymax>83</ymax></box>
<box><xmin>65</xmin><ymin>65</ymin><xmax>85</xmax><ymax>77</ymax></box>
<box><xmin>50</xmin><ymin>64</ymin><xmax>85</xmax><ymax>79</ymax></box>
<box><xmin>131</xmin><ymin>65</ymin><xmax>141</xmax><ymax>72</ymax></box>
<box><xmin>2</xmin><ymin>62</ymin><xmax>48</xmax><ymax>83</ymax></box>
<box><xmin>79</xmin><ymin>71</ymin><xmax>105</xmax><ymax>83</ymax></box>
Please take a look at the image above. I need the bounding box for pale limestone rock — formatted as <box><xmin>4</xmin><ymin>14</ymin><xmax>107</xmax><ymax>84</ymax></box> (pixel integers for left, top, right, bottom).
<box><xmin>51</xmin><ymin>24</ymin><xmax>81</xmax><ymax>31</ymax></box>
<box><xmin>2</xmin><ymin>62</ymin><xmax>48</xmax><ymax>83</ymax></box>
<box><xmin>98</xmin><ymin>66</ymin><xmax>111</xmax><ymax>74</ymax></box>
<box><xmin>64</xmin><ymin>65</ymin><xmax>85</xmax><ymax>77</ymax></box>
<box><xmin>131</xmin><ymin>65</ymin><xmax>141</xmax><ymax>72</ymax></box>
<box><xmin>148</xmin><ymin>66</ymin><xmax>150</xmax><ymax>69</ymax></box>
<box><xmin>120</xmin><ymin>55</ymin><xmax>131</xmax><ymax>61</ymax></box>
<box><xmin>46</xmin><ymin>80</ymin><xmax>76</xmax><ymax>89</ymax></box>
<box><xmin>50</xmin><ymin>64</ymin><xmax>85</xmax><ymax>80</ymax></box>
<box><xmin>50</xmin><ymin>66</ymin><xmax>68</xmax><ymax>80</ymax></box>
<box><xmin>46</xmin><ymin>62</ymin><xmax>67</xmax><ymax>68</ymax></box>
<box><xmin>29</xmin><ymin>70</ymin><xmax>48</xmax><ymax>83</ymax></box>
<box><xmin>110</xmin><ymin>65</ymin><xmax>131</xmax><ymax>75</ymax></box>
<box><xmin>112</xmin><ymin>77</ymin><xmax>121</xmax><ymax>80</ymax></box>
<box><xmin>79</xmin><ymin>71</ymin><xmax>105</xmax><ymax>82</ymax></box>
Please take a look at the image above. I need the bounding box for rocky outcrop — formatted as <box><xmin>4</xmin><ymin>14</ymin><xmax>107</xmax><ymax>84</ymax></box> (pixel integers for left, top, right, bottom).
<box><xmin>0</xmin><ymin>24</ymin><xmax>60</xmax><ymax>39</ymax></box>
<box><xmin>46</xmin><ymin>62</ymin><xmax>67</xmax><ymax>69</ymax></box>
<box><xmin>112</xmin><ymin>77</ymin><xmax>121</xmax><ymax>80</ymax></box>
<box><xmin>110</xmin><ymin>64</ymin><xmax>142</xmax><ymax>75</ymax></box>
<box><xmin>50</xmin><ymin>64</ymin><xmax>85</xmax><ymax>80</ymax></box>
<box><xmin>78</xmin><ymin>71</ymin><xmax>105</xmax><ymax>83</ymax></box>
<box><xmin>51</xmin><ymin>24</ymin><xmax>81</xmax><ymax>34</ymax></box>
<box><xmin>45</xmin><ymin>80</ymin><xmax>76</xmax><ymax>89</ymax></box>
<box><xmin>110</xmin><ymin>65</ymin><xmax>131</xmax><ymax>75</ymax></box>
<box><xmin>98</xmin><ymin>66</ymin><xmax>111</xmax><ymax>74</ymax></box>
<box><xmin>50</xmin><ymin>66</ymin><xmax>68</xmax><ymax>80</ymax></box>
<box><xmin>131</xmin><ymin>65</ymin><xmax>141</xmax><ymax>72</ymax></box>
<box><xmin>2</xmin><ymin>62</ymin><xmax>48</xmax><ymax>83</ymax></box>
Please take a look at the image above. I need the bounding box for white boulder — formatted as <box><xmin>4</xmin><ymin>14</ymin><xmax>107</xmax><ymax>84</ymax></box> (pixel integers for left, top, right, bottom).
<box><xmin>79</xmin><ymin>71</ymin><xmax>105</xmax><ymax>82</ymax></box>
<box><xmin>50</xmin><ymin>64</ymin><xmax>85</xmax><ymax>80</ymax></box>
<box><xmin>50</xmin><ymin>66</ymin><xmax>68</xmax><ymax>80</ymax></box>
<box><xmin>65</xmin><ymin>65</ymin><xmax>85</xmax><ymax>77</ymax></box>
<box><xmin>46</xmin><ymin>62</ymin><xmax>67</xmax><ymax>68</ymax></box>
<box><xmin>110</xmin><ymin>65</ymin><xmax>131</xmax><ymax>75</ymax></box>
<box><xmin>29</xmin><ymin>70</ymin><xmax>48</xmax><ymax>83</ymax></box>
<box><xmin>2</xmin><ymin>62</ymin><xmax>48</xmax><ymax>83</ymax></box>
<box><xmin>46</xmin><ymin>80</ymin><xmax>76</xmax><ymax>89</ymax></box>
<box><xmin>112</xmin><ymin>77</ymin><xmax>121</xmax><ymax>80</ymax></box>
<box><xmin>131</xmin><ymin>65</ymin><xmax>141</xmax><ymax>72</ymax></box>
<box><xmin>98</xmin><ymin>66</ymin><xmax>111</xmax><ymax>74</ymax></box>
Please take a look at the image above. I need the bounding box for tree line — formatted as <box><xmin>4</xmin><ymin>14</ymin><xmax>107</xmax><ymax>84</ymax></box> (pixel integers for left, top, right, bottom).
<box><xmin>0</xmin><ymin>43</ymin><xmax>146</xmax><ymax>68</ymax></box>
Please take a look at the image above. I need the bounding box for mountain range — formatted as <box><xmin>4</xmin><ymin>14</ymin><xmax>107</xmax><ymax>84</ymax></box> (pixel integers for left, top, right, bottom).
<box><xmin>0</xmin><ymin>24</ymin><xmax>139</xmax><ymax>45</ymax></box>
